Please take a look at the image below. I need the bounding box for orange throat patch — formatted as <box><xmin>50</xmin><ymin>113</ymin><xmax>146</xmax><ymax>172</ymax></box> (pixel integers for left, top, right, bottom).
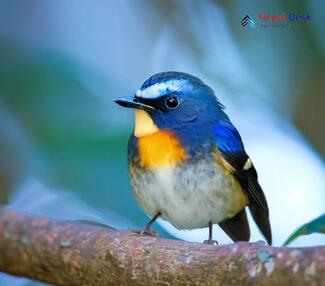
<box><xmin>133</xmin><ymin>110</ymin><xmax>187</xmax><ymax>168</ymax></box>
<box><xmin>137</xmin><ymin>131</ymin><xmax>187</xmax><ymax>168</ymax></box>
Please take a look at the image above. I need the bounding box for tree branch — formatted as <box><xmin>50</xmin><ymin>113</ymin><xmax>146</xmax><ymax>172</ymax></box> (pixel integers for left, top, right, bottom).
<box><xmin>0</xmin><ymin>208</ymin><xmax>324</xmax><ymax>286</ymax></box>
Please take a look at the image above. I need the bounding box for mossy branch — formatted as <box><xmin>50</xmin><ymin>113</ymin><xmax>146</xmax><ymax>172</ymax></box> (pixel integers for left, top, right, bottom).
<box><xmin>0</xmin><ymin>208</ymin><xmax>324</xmax><ymax>286</ymax></box>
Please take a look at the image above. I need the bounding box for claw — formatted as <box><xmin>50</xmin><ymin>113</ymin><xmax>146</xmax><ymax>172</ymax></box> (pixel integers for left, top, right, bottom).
<box><xmin>132</xmin><ymin>229</ymin><xmax>159</xmax><ymax>237</ymax></box>
<box><xmin>203</xmin><ymin>239</ymin><xmax>218</xmax><ymax>245</ymax></box>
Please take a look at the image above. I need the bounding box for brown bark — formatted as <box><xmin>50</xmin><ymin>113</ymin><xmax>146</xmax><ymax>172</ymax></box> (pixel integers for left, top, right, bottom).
<box><xmin>0</xmin><ymin>208</ymin><xmax>324</xmax><ymax>286</ymax></box>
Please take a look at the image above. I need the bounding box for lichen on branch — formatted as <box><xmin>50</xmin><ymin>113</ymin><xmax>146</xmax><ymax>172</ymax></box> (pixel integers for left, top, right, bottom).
<box><xmin>0</xmin><ymin>208</ymin><xmax>324</xmax><ymax>286</ymax></box>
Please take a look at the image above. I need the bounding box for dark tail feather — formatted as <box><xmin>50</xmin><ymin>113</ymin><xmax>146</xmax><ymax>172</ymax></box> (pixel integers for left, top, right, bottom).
<box><xmin>219</xmin><ymin>209</ymin><xmax>250</xmax><ymax>242</ymax></box>
<box><xmin>249</xmin><ymin>204</ymin><xmax>272</xmax><ymax>245</ymax></box>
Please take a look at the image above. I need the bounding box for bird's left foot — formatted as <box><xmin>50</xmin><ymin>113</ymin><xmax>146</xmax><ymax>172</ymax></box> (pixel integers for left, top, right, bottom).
<box><xmin>203</xmin><ymin>239</ymin><xmax>218</xmax><ymax>245</ymax></box>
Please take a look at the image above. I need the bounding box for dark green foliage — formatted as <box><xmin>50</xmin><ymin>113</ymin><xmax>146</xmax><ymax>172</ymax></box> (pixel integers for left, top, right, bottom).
<box><xmin>284</xmin><ymin>213</ymin><xmax>325</xmax><ymax>246</ymax></box>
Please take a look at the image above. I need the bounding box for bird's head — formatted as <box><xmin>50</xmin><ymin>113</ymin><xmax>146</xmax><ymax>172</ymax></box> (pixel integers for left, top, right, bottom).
<box><xmin>115</xmin><ymin>72</ymin><xmax>225</xmax><ymax>138</ymax></box>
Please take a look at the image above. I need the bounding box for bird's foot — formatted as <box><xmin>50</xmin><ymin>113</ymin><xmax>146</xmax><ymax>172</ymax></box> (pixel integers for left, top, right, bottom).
<box><xmin>203</xmin><ymin>239</ymin><xmax>218</xmax><ymax>245</ymax></box>
<box><xmin>132</xmin><ymin>229</ymin><xmax>159</xmax><ymax>237</ymax></box>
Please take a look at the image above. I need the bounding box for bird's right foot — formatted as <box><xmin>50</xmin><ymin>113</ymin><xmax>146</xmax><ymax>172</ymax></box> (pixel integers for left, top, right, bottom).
<box><xmin>132</xmin><ymin>212</ymin><xmax>161</xmax><ymax>237</ymax></box>
<box><xmin>132</xmin><ymin>229</ymin><xmax>159</xmax><ymax>237</ymax></box>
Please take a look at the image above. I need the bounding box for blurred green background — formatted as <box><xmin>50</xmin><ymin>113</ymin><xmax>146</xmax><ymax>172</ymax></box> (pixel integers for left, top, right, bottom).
<box><xmin>0</xmin><ymin>43</ymin><xmax>161</xmax><ymax>231</ymax></box>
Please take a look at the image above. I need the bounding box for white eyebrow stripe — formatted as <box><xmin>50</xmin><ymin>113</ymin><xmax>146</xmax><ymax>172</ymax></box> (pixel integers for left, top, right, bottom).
<box><xmin>136</xmin><ymin>79</ymin><xmax>187</xmax><ymax>99</ymax></box>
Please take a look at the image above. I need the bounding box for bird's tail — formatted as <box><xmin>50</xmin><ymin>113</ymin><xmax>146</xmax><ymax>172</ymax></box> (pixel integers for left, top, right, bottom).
<box><xmin>249</xmin><ymin>203</ymin><xmax>272</xmax><ymax>245</ymax></box>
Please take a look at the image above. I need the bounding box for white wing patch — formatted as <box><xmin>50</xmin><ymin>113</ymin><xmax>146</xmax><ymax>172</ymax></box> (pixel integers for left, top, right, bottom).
<box><xmin>243</xmin><ymin>158</ymin><xmax>253</xmax><ymax>170</ymax></box>
<box><xmin>136</xmin><ymin>79</ymin><xmax>187</xmax><ymax>99</ymax></box>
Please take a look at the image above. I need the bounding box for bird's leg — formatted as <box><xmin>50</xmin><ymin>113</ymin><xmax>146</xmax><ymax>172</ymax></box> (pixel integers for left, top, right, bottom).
<box><xmin>203</xmin><ymin>221</ymin><xmax>218</xmax><ymax>245</ymax></box>
<box><xmin>134</xmin><ymin>212</ymin><xmax>161</xmax><ymax>237</ymax></box>
<box><xmin>142</xmin><ymin>212</ymin><xmax>161</xmax><ymax>234</ymax></box>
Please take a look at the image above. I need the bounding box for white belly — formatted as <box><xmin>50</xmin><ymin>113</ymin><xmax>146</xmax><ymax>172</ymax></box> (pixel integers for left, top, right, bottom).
<box><xmin>129</xmin><ymin>159</ymin><xmax>248</xmax><ymax>229</ymax></box>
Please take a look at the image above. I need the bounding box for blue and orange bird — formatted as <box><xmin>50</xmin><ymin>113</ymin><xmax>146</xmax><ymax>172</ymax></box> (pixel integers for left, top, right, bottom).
<box><xmin>115</xmin><ymin>72</ymin><xmax>272</xmax><ymax>244</ymax></box>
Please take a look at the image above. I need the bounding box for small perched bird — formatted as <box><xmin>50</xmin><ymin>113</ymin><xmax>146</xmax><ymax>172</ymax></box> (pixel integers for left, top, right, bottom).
<box><xmin>115</xmin><ymin>72</ymin><xmax>272</xmax><ymax>245</ymax></box>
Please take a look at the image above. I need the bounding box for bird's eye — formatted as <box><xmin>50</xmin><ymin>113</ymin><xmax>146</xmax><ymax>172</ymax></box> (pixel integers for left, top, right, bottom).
<box><xmin>165</xmin><ymin>95</ymin><xmax>179</xmax><ymax>109</ymax></box>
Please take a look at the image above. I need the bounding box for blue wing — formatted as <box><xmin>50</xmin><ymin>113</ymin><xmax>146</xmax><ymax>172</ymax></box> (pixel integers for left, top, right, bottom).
<box><xmin>213</xmin><ymin>121</ymin><xmax>258</xmax><ymax>182</ymax></box>
<box><xmin>213</xmin><ymin>121</ymin><xmax>272</xmax><ymax>244</ymax></box>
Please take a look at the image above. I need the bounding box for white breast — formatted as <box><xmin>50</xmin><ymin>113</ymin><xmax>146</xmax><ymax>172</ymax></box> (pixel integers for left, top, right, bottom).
<box><xmin>129</xmin><ymin>158</ymin><xmax>248</xmax><ymax>229</ymax></box>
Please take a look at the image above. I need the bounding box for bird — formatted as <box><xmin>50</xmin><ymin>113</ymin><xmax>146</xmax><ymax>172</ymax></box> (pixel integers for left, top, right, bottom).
<box><xmin>115</xmin><ymin>71</ymin><xmax>272</xmax><ymax>245</ymax></box>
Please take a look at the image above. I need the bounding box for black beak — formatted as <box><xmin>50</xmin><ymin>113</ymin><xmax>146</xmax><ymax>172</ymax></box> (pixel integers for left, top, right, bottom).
<box><xmin>114</xmin><ymin>96</ymin><xmax>155</xmax><ymax>110</ymax></box>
